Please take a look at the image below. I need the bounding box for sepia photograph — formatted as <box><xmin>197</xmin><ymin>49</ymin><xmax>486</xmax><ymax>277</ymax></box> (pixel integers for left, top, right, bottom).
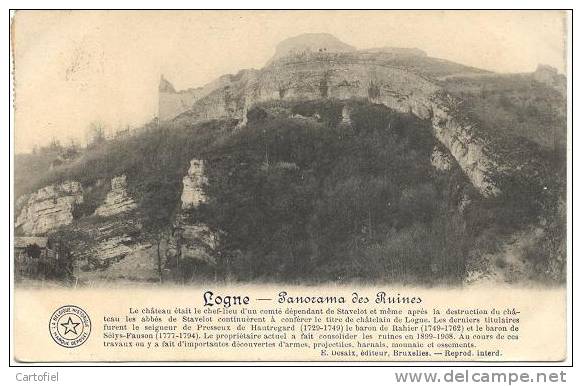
<box><xmin>12</xmin><ymin>11</ymin><xmax>567</xmax><ymax>288</ymax></box>
<box><xmin>8</xmin><ymin>9</ymin><xmax>572</xmax><ymax>365</ymax></box>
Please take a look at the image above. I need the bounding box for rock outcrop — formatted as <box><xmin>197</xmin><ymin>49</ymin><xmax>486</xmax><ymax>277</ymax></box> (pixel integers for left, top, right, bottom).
<box><xmin>340</xmin><ymin>105</ymin><xmax>352</xmax><ymax>125</ymax></box>
<box><xmin>94</xmin><ymin>175</ymin><xmax>137</xmax><ymax>217</ymax></box>
<box><xmin>43</xmin><ymin>176</ymin><xmax>144</xmax><ymax>270</ymax></box>
<box><xmin>165</xmin><ymin>159</ymin><xmax>219</xmax><ymax>268</ymax></box>
<box><xmin>158</xmin><ymin>34</ymin><xmax>556</xmax><ymax>198</ymax></box>
<box><xmin>166</xmin><ymin>223</ymin><xmax>218</xmax><ymax>267</ymax></box>
<box><xmin>77</xmin><ymin>246</ymin><xmax>159</xmax><ymax>283</ymax></box>
<box><xmin>429</xmin><ymin>95</ymin><xmax>500</xmax><ymax>196</ymax></box>
<box><xmin>16</xmin><ymin>181</ymin><xmax>83</xmax><ymax>235</ymax></box>
<box><xmin>91</xmin><ymin>235</ymin><xmax>148</xmax><ymax>264</ymax></box>
<box><xmin>72</xmin><ymin>217</ymin><xmax>149</xmax><ymax>268</ymax></box>
<box><xmin>179</xmin><ymin>224</ymin><xmax>217</xmax><ymax>265</ymax></box>
<box><xmin>533</xmin><ymin>64</ymin><xmax>566</xmax><ymax>97</ymax></box>
<box><xmin>431</xmin><ymin>145</ymin><xmax>454</xmax><ymax>172</ymax></box>
<box><xmin>181</xmin><ymin>159</ymin><xmax>207</xmax><ymax>209</ymax></box>
<box><xmin>160</xmin><ymin>34</ymin><xmax>505</xmax><ymax>196</ymax></box>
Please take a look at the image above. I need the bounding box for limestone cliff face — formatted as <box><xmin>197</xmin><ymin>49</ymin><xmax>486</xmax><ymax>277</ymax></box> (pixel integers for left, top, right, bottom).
<box><xmin>71</xmin><ymin>218</ymin><xmax>150</xmax><ymax>269</ymax></box>
<box><xmin>429</xmin><ymin>94</ymin><xmax>500</xmax><ymax>196</ymax></box>
<box><xmin>166</xmin><ymin>159</ymin><xmax>218</xmax><ymax>267</ymax></box>
<box><xmin>157</xmin><ymin>34</ymin><xmax>535</xmax><ymax>196</ymax></box>
<box><xmin>431</xmin><ymin>145</ymin><xmax>453</xmax><ymax>172</ymax></box>
<box><xmin>19</xmin><ymin>175</ymin><xmax>146</xmax><ymax>270</ymax></box>
<box><xmin>94</xmin><ymin>175</ymin><xmax>137</xmax><ymax>217</ymax></box>
<box><xmin>16</xmin><ymin>181</ymin><xmax>83</xmax><ymax>235</ymax></box>
<box><xmin>166</xmin><ymin>223</ymin><xmax>218</xmax><ymax>266</ymax></box>
<box><xmin>80</xmin><ymin>176</ymin><xmax>145</xmax><ymax>267</ymax></box>
<box><xmin>181</xmin><ymin>160</ymin><xmax>207</xmax><ymax>209</ymax></box>
<box><xmin>176</xmin><ymin>51</ymin><xmax>501</xmax><ymax>196</ymax></box>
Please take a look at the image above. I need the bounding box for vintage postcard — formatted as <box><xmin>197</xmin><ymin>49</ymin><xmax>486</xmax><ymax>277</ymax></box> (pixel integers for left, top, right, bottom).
<box><xmin>10</xmin><ymin>10</ymin><xmax>570</xmax><ymax>362</ymax></box>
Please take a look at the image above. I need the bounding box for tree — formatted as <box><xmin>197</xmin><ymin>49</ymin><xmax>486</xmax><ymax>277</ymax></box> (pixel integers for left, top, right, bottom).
<box><xmin>87</xmin><ymin>121</ymin><xmax>107</xmax><ymax>147</ymax></box>
<box><xmin>62</xmin><ymin>138</ymin><xmax>80</xmax><ymax>160</ymax></box>
<box><xmin>24</xmin><ymin>243</ymin><xmax>42</xmax><ymax>259</ymax></box>
<box><xmin>368</xmin><ymin>80</ymin><xmax>381</xmax><ymax>101</ymax></box>
<box><xmin>47</xmin><ymin>137</ymin><xmax>62</xmax><ymax>152</ymax></box>
<box><xmin>140</xmin><ymin>178</ymin><xmax>178</xmax><ymax>284</ymax></box>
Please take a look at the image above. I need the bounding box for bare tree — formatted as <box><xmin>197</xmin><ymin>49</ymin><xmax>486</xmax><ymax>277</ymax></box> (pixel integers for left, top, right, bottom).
<box><xmin>86</xmin><ymin>121</ymin><xmax>107</xmax><ymax>147</ymax></box>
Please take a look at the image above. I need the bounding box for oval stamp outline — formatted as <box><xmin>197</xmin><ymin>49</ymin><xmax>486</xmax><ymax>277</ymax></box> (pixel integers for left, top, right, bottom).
<box><xmin>48</xmin><ymin>305</ymin><xmax>91</xmax><ymax>348</ymax></box>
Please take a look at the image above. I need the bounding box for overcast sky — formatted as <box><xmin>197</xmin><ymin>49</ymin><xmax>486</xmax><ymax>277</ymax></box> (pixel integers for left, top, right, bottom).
<box><xmin>12</xmin><ymin>10</ymin><xmax>568</xmax><ymax>153</ymax></box>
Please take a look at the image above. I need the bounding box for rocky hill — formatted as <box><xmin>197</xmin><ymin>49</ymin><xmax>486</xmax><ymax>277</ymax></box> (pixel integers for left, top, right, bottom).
<box><xmin>14</xmin><ymin>34</ymin><xmax>566</xmax><ymax>286</ymax></box>
<box><xmin>164</xmin><ymin>34</ymin><xmax>562</xmax><ymax>199</ymax></box>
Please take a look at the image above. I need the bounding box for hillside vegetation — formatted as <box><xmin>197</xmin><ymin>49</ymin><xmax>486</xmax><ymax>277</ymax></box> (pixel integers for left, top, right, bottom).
<box><xmin>441</xmin><ymin>74</ymin><xmax>567</xmax><ymax>152</ymax></box>
<box><xmin>194</xmin><ymin>100</ymin><xmax>472</xmax><ymax>283</ymax></box>
<box><xmin>15</xmin><ymin>98</ymin><xmax>566</xmax><ymax>284</ymax></box>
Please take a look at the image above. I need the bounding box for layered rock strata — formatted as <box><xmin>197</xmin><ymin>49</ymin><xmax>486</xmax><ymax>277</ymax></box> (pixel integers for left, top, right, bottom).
<box><xmin>166</xmin><ymin>51</ymin><xmax>503</xmax><ymax>196</ymax></box>
<box><xmin>16</xmin><ymin>181</ymin><xmax>83</xmax><ymax>235</ymax></box>
<box><xmin>181</xmin><ymin>160</ymin><xmax>207</xmax><ymax>209</ymax></box>
<box><xmin>94</xmin><ymin>175</ymin><xmax>137</xmax><ymax>217</ymax></box>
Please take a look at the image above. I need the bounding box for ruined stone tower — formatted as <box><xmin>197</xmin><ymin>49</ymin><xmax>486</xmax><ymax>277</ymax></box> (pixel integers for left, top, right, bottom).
<box><xmin>158</xmin><ymin>75</ymin><xmax>202</xmax><ymax>122</ymax></box>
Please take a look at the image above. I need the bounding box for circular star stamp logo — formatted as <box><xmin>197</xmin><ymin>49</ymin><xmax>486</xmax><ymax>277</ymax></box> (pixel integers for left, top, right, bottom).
<box><xmin>49</xmin><ymin>305</ymin><xmax>91</xmax><ymax>348</ymax></box>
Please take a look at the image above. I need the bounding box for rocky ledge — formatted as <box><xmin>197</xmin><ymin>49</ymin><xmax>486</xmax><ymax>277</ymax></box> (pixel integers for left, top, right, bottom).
<box><xmin>94</xmin><ymin>175</ymin><xmax>137</xmax><ymax>217</ymax></box>
<box><xmin>16</xmin><ymin>181</ymin><xmax>83</xmax><ymax>235</ymax></box>
<box><xmin>181</xmin><ymin>159</ymin><xmax>207</xmax><ymax>209</ymax></box>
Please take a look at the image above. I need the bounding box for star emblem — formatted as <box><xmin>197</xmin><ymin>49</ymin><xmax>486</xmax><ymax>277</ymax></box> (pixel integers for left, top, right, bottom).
<box><xmin>60</xmin><ymin>316</ymin><xmax>80</xmax><ymax>336</ymax></box>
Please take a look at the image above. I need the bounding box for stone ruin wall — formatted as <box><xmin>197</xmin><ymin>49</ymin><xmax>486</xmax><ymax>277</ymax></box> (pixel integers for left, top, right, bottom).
<box><xmin>159</xmin><ymin>88</ymin><xmax>204</xmax><ymax>122</ymax></box>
